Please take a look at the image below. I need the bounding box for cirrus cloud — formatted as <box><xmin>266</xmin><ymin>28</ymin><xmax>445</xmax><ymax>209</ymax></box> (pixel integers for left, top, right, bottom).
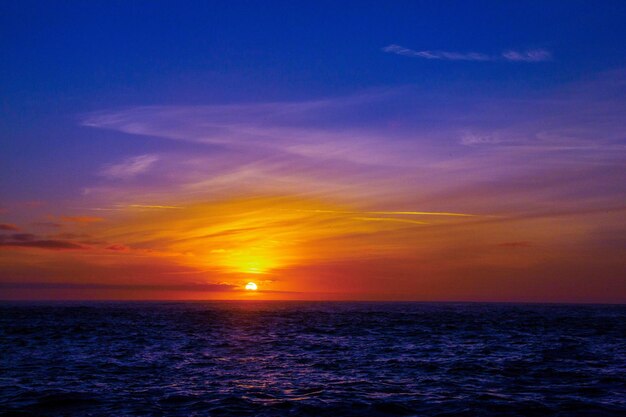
<box><xmin>0</xmin><ymin>223</ymin><xmax>20</xmax><ymax>231</ymax></box>
<box><xmin>383</xmin><ymin>44</ymin><xmax>552</xmax><ymax>62</ymax></box>
<box><xmin>100</xmin><ymin>154</ymin><xmax>160</xmax><ymax>179</ymax></box>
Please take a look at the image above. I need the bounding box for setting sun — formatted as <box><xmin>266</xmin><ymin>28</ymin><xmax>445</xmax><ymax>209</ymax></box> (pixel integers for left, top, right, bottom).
<box><xmin>245</xmin><ymin>282</ymin><xmax>258</xmax><ymax>291</ymax></box>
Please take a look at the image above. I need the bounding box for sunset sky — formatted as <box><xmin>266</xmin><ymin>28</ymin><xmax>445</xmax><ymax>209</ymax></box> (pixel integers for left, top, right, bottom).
<box><xmin>1</xmin><ymin>1</ymin><xmax>625</xmax><ymax>302</ymax></box>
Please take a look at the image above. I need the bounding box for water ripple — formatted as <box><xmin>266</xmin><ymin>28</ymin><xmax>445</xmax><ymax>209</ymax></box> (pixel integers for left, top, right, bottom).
<box><xmin>1</xmin><ymin>302</ymin><xmax>625</xmax><ymax>416</ymax></box>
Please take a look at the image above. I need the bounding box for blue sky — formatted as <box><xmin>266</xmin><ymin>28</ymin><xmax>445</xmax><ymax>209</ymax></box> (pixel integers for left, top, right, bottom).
<box><xmin>4</xmin><ymin>1</ymin><xmax>626</xmax><ymax>99</ymax></box>
<box><xmin>3</xmin><ymin>0</ymin><xmax>626</xmax><ymax>202</ymax></box>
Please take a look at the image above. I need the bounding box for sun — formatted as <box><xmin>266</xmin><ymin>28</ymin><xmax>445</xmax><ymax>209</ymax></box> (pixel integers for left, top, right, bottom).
<box><xmin>245</xmin><ymin>282</ymin><xmax>258</xmax><ymax>291</ymax></box>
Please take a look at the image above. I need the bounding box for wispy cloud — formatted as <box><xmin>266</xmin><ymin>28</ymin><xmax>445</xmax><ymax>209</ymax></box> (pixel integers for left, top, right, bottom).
<box><xmin>382</xmin><ymin>45</ymin><xmax>491</xmax><ymax>61</ymax></box>
<box><xmin>0</xmin><ymin>282</ymin><xmax>236</xmax><ymax>291</ymax></box>
<box><xmin>0</xmin><ymin>223</ymin><xmax>20</xmax><ymax>231</ymax></box>
<box><xmin>79</xmin><ymin>72</ymin><xmax>626</xmax><ymax>216</ymax></box>
<box><xmin>290</xmin><ymin>209</ymin><xmax>476</xmax><ymax>217</ymax></box>
<box><xmin>126</xmin><ymin>204</ymin><xmax>183</xmax><ymax>210</ymax></box>
<box><xmin>383</xmin><ymin>44</ymin><xmax>552</xmax><ymax>62</ymax></box>
<box><xmin>352</xmin><ymin>216</ymin><xmax>428</xmax><ymax>225</ymax></box>
<box><xmin>0</xmin><ymin>240</ymin><xmax>85</xmax><ymax>250</ymax></box>
<box><xmin>32</xmin><ymin>221</ymin><xmax>62</xmax><ymax>228</ymax></box>
<box><xmin>81</xmin><ymin>94</ymin><xmax>410</xmax><ymax>165</ymax></box>
<box><xmin>60</xmin><ymin>216</ymin><xmax>104</xmax><ymax>224</ymax></box>
<box><xmin>106</xmin><ymin>244</ymin><xmax>129</xmax><ymax>251</ymax></box>
<box><xmin>502</xmin><ymin>49</ymin><xmax>552</xmax><ymax>62</ymax></box>
<box><xmin>460</xmin><ymin>132</ymin><xmax>509</xmax><ymax>146</ymax></box>
<box><xmin>0</xmin><ymin>233</ymin><xmax>85</xmax><ymax>250</ymax></box>
<box><xmin>100</xmin><ymin>154</ymin><xmax>159</xmax><ymax>179</ymax></box>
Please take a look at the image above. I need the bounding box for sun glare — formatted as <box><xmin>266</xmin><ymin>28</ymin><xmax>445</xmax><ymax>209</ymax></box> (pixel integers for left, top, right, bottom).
<box><xmin>245</xmin><ymin>282</ymin><xmax>258</xmax><ymax>291</ymax></box>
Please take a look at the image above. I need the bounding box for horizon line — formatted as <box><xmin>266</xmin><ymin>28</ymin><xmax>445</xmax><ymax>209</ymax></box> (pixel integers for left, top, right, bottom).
<box><xmin>1</xmin><ymin>299</ymin><xmax>624</xmax><ymax>306</ymax></box>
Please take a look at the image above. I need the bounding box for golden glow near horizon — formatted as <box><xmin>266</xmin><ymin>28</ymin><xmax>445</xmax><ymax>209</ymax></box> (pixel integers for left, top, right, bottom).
<box><xmin>3</xmin><ymin>192</ymin><xmax>625</xmax><ymax>302</ymax></box>
<box><xmin>221</xmin><ymin>248</ymin><xmax>278</xmax><ymax>275</ymax></box>
<box><xmin>91</xmin><ymin>196</ymin><xmax>467</xmax><ymax>278</ymax></box>
<box><xmin>0</xmin><ymin>195</ymin><xmax>490</xmax><ymax>300</ymax></box>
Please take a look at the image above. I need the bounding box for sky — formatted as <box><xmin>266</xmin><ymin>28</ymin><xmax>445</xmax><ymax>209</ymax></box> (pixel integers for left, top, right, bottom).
<box><xmin>1</xmin><ymin>1</ymin><xmax>625</xmax><ymax>302</ymax></box>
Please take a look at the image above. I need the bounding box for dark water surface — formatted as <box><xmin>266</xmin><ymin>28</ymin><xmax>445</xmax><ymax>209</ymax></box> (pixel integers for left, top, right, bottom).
<box><xmin>1</xmin><ymin>302</ymin><xmax>625</xmax><ymax>416</ymax></box>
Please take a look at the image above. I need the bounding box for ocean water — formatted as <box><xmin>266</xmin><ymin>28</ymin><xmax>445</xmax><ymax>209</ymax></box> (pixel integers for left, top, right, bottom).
<box><xmin>1</xmin><ymin>302</ymin><xmax>625</xmax><ymax>416</ymax></box>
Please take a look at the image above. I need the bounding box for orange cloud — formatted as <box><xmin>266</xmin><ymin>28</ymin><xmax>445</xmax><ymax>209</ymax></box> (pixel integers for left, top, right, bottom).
<box><xmin>106</xmin><ymin>244</ymin><xmax>129</xmax><ymax>251</ymax></box>
<box><xmin>0</xmin><ymin>223</ymin><xmax>20</xmax><ymax>231</ymax></box>
<box><xmin>0</xmin><ymin>240</ymin><xmax>85</xmax><ymax>250</ymax></box>
<box><xmin>60</xmin><ymin>216</ymin><xmax>104</xmax><ymax>224</ymax></box>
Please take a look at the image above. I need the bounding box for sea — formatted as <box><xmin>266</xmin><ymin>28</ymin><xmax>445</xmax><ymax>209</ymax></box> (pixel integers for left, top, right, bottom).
<box><xmin>1</xmin><ymin>302</ymin><xmax>625</xmax><ymax>416</ymax></box>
